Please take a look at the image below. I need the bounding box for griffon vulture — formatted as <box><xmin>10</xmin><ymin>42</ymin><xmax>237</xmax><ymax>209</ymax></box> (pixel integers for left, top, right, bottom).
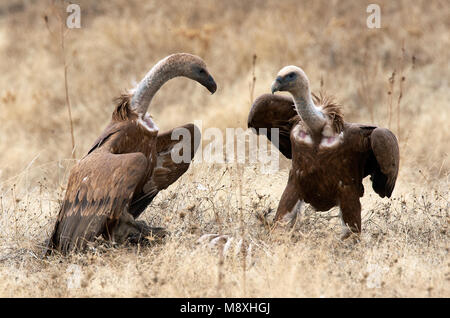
<box><xmin>248</xmin><ymin>66</ymin><xmax>399</xmax><ymax>238</ymax></box>
<box><xmin>48</xmin><ymin>53</ymin><xmax>217</xmax><ymax>254</ymax></box>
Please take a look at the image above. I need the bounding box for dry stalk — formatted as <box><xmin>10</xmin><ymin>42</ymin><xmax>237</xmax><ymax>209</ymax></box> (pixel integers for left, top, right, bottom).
<box><xmin>249</xmin><ymin>54</ymin><xmax>257</xmax><ymax>106</ymax></box>
<box><xmin>357</xmin><ymin>49</ymin><xmax>376</xmax><ymax>123</ymax></box>
<box><xmin>387</xmin><ymin>71</ymin><xmax>395</xmax><ymax>129</ymax></box>
<box><xmin>396</xmin><ymin>44</ymin><xmax>406</xmax><ymax>142</ymax></box>
<box><xmin>216</xmin><ymin>239</ymin><xmax>225</xmax><ymax>296</ymax></box>
<box><xmin>44</xmin><ymin>4</ymin><xmax>76</xmax><ymax>159</ymax></box>
<box><xmin>237</xmin><ymin>55</ymin><xmax>258</xmax><ymax>295</ymax></box>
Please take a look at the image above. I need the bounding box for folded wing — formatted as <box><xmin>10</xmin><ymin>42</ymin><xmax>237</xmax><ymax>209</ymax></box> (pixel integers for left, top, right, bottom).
<box><xmin>49</xmin><ymin>152</ymin><xmax>148</xmax><ymax>254</ymax></box>
<box><xmin>129</xmin><ymin>123</ymin><xmax>201</xmax><ymax>217</ymax></box>
<box><xmin>368</xmin><ymin>127</ymin><xmax>400</xmax><ymax>198</ymax></box>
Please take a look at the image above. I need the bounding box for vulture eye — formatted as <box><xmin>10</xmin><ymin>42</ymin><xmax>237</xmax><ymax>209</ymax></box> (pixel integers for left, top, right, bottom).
<box><xmin>287</xmin><ymin>72</ymin><xmax>296</xmax><ymax>79</ymax></box>
<box><xmin>199</xmin><ymin>68</ymin><xmax>206</xmax><ymax>75</ymax></box>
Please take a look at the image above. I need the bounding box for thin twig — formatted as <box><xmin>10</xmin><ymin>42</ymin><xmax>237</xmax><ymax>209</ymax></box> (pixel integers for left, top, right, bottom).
<box><xmin>387</xmin><ymin>71</ymin><xmax>395</xmax><ymax>129</ymax></box>
<box><xmin>45</xmin><ymin>4</ymin><xmax>76</xmax><ymax>158</ymax></box>
<box><xmin>249</xmin><ymin>54</ymin><xmax>257</xmax><ymax>106</ymax></box>
<box><xmin>396</xmin><ymin>43</ymin><xmax>406</xmax><ymax>142</ymax></box>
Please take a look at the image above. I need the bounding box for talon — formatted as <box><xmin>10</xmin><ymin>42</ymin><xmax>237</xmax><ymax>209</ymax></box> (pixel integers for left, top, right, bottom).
<box><xmin>145</xmin><ymin>227</ymin><xmax>170</xmax><ymax>243</ymax></box>
<box><xmin>340</xmin><ymin>229</ymin><xmax>360</xmax><ymax>242</ymax></box>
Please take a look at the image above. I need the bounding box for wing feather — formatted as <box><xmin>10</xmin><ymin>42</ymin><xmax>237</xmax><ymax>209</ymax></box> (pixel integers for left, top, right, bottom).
<box><xmin>354</xmin><ymin>124</ymin><xmax>399</xmax><ymax>198</ymax></box>
<box><xmin>247</xmin><ymin>94</ymin><xmax>298</xmax><ymax>159</ymax></box>
<box><xmin>369</xmin><ymin>128</ymin><xmax>400</xmax><ymax>198</ymax></box>
<box><xmin>129</xmin><ymin>124</ymin><xmax>200</xmax><ymax>217</ymax></box>
<box><xmin>49</xmin><ymin>152</ymin><xmax>148</xmax><ymax>254</ymax></box>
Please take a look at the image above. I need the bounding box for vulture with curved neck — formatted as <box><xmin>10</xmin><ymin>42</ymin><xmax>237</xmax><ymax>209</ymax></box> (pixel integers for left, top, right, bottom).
<box><xmin>248</xmin><ymin>66</ymin><xmax>399</xmax><ymax>238</ymax></box>
<box><xmin>48</xmin><ymin>53</ymin><xmax>217</xmax><ymax>254</ymax></box>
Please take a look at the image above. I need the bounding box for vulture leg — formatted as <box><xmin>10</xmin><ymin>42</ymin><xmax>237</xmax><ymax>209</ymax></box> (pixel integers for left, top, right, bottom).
<box><xmin>281</xmin><ymin>199</ymin><xmax>303</xmax><ymax>227</ymax></box>
<box><xmin>338</xmin><ymin>193</ymin><xmax>361</xmax><ymax>240</ymax></box>
<box><xmin>274</xmin><ymin>170</ymin><xmax>302</xmax><ymax>227</ymax></box>
<box><xmin>111</xmin><ymin>211</ymin><xmax>168</xmax><ymax>245</ymax></box>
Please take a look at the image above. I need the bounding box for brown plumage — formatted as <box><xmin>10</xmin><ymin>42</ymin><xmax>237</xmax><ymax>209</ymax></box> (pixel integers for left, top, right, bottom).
<box><xmin>48</xmin><ymin>53</ymin><xmax>216</xmax><ymax>254</ymax></box>
<box><xmin>248</xmin><ymin>65</ymin><xmax>399</xmax><ymax>238</ymax></box>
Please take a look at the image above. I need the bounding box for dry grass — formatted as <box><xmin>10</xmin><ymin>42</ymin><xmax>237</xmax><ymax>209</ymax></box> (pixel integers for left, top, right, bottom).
<box><xmin>0</xmin><ymin>0</ymin><xmax>449</xmax><ymax>297</ymax></box>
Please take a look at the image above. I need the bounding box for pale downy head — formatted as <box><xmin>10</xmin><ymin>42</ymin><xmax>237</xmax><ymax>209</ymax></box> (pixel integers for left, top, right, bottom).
<box><xmin>271</xmin><ymin>65</ymin><xmax>326</xmax><ymax>133</ymax></box>
<box><xmin>131</xmin><ymin>53</ymin><xmax>217</xmax><ymax>115</ymax></box>
<box><xmin>271</xmin><ymin>65</ymin><xmax>310</xmax><ymax>99</ymax></box>
<box><xmin>170</xmin><ymin>53</ymin><xmax>217</xmax><ymax>94</ymax></box>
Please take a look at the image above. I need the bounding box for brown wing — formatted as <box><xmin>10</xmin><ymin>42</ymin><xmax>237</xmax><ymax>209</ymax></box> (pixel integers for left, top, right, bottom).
<box><xmin>353</xmin><ymin>124</ymin><xmax>399</xmax><ymax>198</ymax></box>
<box><xmin>368</xmin><ymin>127</ymin><xmax>400</xmax><ymax>198</ymax></box>
<box><xmin>49</xmin><ymin>152</ymin><xmax>148</xmax><ymax>254</ymax></box>
<box><xmin>247</xmin><ymin>94</ymin><xmax>298</xmax><ymax>159</ymax></box>
<box><xmin>129</xmin><ymin>123</ymin><xmax>201</xmax><ymax>218</ymax></box>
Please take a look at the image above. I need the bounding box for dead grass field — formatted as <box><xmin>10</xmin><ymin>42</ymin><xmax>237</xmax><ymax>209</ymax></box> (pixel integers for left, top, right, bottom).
<box><xmin>0</xmin><ymin>0</ymin><xmax>448</xmax><ymax>297</ymax></box>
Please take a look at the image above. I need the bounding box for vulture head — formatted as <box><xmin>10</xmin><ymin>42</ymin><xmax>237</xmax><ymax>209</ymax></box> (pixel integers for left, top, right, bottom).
<box><xmin>149</xmin><ymin>53</ymin><xmax>217</xmax><ymax>94</ymax></box>
<box><xmin>271</xmin><ymin>65</ymin><xmax>310</xmax><ymax>98</ymax></box>
<box><xmin>271</xmin><ymin>65</ymin><xmax>327</xmax><ymax>133</ymax></box>
<box><xmin>178</xmin><ymin>53</ymin><xmax>217</xmax><ymax>94</ymax></box>
<box><xmin>131</xmin><ymin>53</ymin><xmax>217</xmax><ymax>115</ymax></box>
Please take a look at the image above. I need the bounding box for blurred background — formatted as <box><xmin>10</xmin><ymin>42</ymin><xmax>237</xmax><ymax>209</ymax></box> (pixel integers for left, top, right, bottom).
<box><xmin>0</xmin><ymin>0</ymin><xmax>448</xmax><ymax>298</ymax></box>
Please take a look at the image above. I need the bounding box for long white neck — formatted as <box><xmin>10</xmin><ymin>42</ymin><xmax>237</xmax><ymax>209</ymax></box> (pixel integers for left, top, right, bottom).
<box><xmin>292</xmin><ymin>92</ymin><xmax>326</xmax><ymax>134</ymax></box>
<box><xmin>130</xmin><ymin>57</ymin><xmax>180</xmax><ymax>115</ymax></box>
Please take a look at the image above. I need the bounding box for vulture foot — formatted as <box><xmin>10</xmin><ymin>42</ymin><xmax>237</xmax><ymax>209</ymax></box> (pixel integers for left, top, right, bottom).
<box><xmin>127</xmin><ymin>225</ymin><xmax>169</xmax><ymax>245</ymax></box>
<box><xmin>339</xmin><ymin>227</ymin><xmax>361</xmax><ymax>242</ymax></box>
<box><xmin>112</xmin><ymin>212</ymin><xmax>169</xmax><ymax>246</ymax></box>
<box><xmin>272</xmin><ymin>199</ymin><xmax>303</xmax><ymax>231</ymax></box>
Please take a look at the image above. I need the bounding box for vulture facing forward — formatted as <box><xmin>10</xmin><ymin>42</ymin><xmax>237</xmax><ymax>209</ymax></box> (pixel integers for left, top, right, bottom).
<box><xmin>48</xmin><ymin>53</ymin><xmax>217</xmax><ymax>254</ymax></box>
<box><xmin>248</xmin><ymin>66</ymin><xmax>399</xmax><ymax>238</ymax></box>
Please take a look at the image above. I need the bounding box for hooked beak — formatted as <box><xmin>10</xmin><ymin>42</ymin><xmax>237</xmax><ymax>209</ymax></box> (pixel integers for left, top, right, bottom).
<box><xmin>271</xmin><ymin>76</ymin><xmax>282</xmax><ymax>94</ymax></box>
<box><xmin>205</xmin><ymin>74</ymin><xmax>217</xmax><ymax>94</ymax></box>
